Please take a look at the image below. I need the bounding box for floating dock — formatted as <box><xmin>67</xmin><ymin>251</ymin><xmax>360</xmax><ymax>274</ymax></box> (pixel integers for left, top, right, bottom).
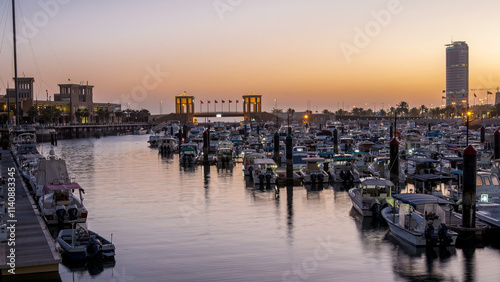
<box><xmin>0</xmin><ymin>150</ymin><xmax>61</xmax><ymax>278</ymax></box>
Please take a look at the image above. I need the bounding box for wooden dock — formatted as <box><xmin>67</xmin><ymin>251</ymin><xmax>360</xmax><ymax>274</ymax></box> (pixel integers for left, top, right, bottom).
<box><xmin>0</xmin><ymin>150</ymin><xmax>61</xmax><ymax>278</ymax></box>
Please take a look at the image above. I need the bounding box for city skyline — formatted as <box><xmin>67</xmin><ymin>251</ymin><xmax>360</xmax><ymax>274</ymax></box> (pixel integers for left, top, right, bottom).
<box><xmin>0</xmin><ymin>0</ymin><xmax>500</xmax><ymax>114</ymax></box>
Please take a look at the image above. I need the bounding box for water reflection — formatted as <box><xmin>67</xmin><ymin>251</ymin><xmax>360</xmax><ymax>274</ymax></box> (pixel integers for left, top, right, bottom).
<box><xmin>386</xmin><ymin>232</ymin><xmax>457</xmax><ymax>281</ymax></box>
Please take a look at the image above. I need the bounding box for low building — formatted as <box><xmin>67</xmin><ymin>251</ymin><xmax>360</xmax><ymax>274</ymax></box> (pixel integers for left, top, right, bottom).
<box><xmin>0</xmin><ymin>77</ymin><xmax>121</xmax><ymax>123</ymax></box>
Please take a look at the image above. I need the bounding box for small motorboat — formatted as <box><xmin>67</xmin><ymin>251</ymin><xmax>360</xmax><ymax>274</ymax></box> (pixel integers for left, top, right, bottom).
<box><xmin>57</xmin><ymin>224</ymin><xmax>115</xmax><ymax>261</ymax></box>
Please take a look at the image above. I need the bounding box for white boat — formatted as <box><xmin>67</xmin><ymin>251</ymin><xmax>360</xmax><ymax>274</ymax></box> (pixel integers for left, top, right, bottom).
<box><xmin>475</xmin><ymin>171</ymin><xmax>500</xmax><ymax>202</ymax></box>
<box><xmin>476</xmin><ymin>202</ymin><xmax>500</xmax><ymax>227</ymax></box>
<box><xmin>38</xmin><ymin>183</ymin><xmax>88</xmax><ymax>225</ymax></box>
<box><xmin>133</xmin><ymin>127</ymin><xmax>147</xmax><ymax>135</ymax></box>
<box><xmin>299</xmin><ymin>157</ymin><xmax>329</xmax><ymax>184</ymax></box>
<box><xmin>242</xmin><ymin>153</ymin><xmax>266</xmax><ymax>176</ymax></box>
<box><xmin>158</xmin><ymin>136</ymin><xmax>178</xmax><ymax>154</ymax></box>
<box><xmin>251</xmin><ymin>158</ymin><xmax>278</xmax><ymax>186</ymax></box>
<box><xmin>179</xmin><ymin>143</ymin><xmax>198</xmax><ymax>166</ymax></box>
<box><xmin>215</xmin><ymin>141</ymin><xmax>234</xmax><ymax>167</ymax></box>
<box><xmin>349</xmin><ymin>177</ymin><xmax>394</xmax><ymax>217</ymax></box>
<box><xmin>57</xmin><ymin>224</ymin><xmax>115</xmax><ymax>261</ymax></box>
<box><xmin>328</xmin><ymin>154</ymin><xmax>361</xmax><ymax>183</ymax></box>
<box><xmin>381</xmin><ymin>194</ymin><xmax>458</xmax><ymax>247</ymax></box>
<box><xmin>30</xmin><ymin>149</ymin><xmax>71</xmax><ymax>200</ymax></box>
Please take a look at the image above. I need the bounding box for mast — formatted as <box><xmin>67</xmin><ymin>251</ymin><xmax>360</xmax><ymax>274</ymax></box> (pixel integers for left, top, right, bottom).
<box><xmin>12</xmin><ymin>0</ymin><xmax>19</xmax><ymax>125</ymax></box>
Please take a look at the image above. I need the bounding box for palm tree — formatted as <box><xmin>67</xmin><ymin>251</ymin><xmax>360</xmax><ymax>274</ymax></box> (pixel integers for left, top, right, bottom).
<box><xmin>75</xmin><ymin>108</ymin><xmax>83</xmax><ymax>123</ymax></box>
<box><xmin>396</xmin><ymin>101</ymin><xmax>409</xmax><ymax>116</ymax></box>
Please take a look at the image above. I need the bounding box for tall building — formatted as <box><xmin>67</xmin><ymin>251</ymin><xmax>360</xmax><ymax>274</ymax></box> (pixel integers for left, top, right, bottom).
<box><xmin>445</xmin><ymin>41</ymin><xmax>469</xmax><ymax>106</ymax></box>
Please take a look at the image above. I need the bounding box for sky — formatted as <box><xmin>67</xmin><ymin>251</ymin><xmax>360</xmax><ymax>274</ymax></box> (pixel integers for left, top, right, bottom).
<box><xmin>0</xmin><ymin>0</ymin><xmax>499</xmax><ymax>115</ymax></box>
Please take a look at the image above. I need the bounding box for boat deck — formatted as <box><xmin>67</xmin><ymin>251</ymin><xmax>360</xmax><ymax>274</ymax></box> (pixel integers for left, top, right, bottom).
<box><xmin>0</xmin><ymin>150</ymin><xmax>61</xmax><ymax>276</ymax></box>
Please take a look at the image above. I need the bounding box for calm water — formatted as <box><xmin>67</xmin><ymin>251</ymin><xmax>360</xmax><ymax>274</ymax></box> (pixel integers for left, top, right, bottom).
<box><xmin>37</xmin><ymin>135</ymin><xmax>500</xmax><ymax>282</ymax></box>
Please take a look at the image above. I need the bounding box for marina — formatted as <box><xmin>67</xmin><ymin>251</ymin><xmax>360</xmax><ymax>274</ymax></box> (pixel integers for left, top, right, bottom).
<box><xmin>0</xmin><ymin>130</ymin><xmax>499</xmax><ymax>281</ymax></box>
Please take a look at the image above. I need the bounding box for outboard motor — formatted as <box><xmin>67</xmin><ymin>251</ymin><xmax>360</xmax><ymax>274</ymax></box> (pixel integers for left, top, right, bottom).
<box><xmin>370</xmin><ymin>199</ymin><xmax>381</xmax><ymax>217</ymax></box>
<box><xmin>425</xmin><ymin>223</ymin><xmax>436</xmax><ymax>246</ymax></box>
<box><xmin>339</xmin><ymin>170</ymin><xmax>346</xmax><ymax>181</ymax></box>
<box><xmin>317</xmin><ymin>173</ymin><xmax>324</xmax><ymax>184</ymax></box>
<box><xmin>55</xmin><ymin>205</ymin><xmax>67</xmax><ymax>224</ymax></box>
<box><xmin>265</xmin><ymin>173</ymin><xmax>272</xmax><ymax>185</ymax></box>
<box><xmin>68</xmin><ymin>204</ymin><xmax>78</xmax><ymax>221</ymax></box>
<box><xmin>310</xmin><ymin>173</ymin><xmax>317</xmax><ymax>184</ymax></box>
<box><xmin>258</xmin><ymin>173</ymin><xmax>265</xmax><ymax>186</ymax></box>
<box><xmin>87</xmin><ymin>237</ymin><xmax>103</xmax><ymax>258</ymax></box>
<box><xmin>248</xmin><ymin>165</ymin><xmax>254</xmax><ymax>177</ymax></box>
<box><xmin>438</xmin><ymin>223</ymin><xmax>452</xmax><ymax>245</ymax></box>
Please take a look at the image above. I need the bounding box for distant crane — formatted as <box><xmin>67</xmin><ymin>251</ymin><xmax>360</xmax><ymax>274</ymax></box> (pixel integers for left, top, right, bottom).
<box><xmin>470</xmin><ymin>87</ymin><xmax>499</xmax><ymax>105</ymax></box>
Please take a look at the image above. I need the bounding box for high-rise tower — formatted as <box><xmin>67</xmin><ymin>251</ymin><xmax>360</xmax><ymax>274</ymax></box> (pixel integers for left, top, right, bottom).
<box><xmin>445</xmin><ymin>41</ymin><xmax>469</xmax><ymax>106</ymax></box>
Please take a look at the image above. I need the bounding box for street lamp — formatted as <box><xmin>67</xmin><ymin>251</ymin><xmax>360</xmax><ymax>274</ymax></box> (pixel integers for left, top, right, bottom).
<box><xmin>466</xmin><ymin>110</ymin><xmax>472</xmax><ymax>146</ymax></box>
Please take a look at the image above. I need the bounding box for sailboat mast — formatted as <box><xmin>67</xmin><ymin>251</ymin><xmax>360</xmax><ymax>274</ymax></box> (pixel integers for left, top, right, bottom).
<box><xmin>12</xmin><ymin>0</ymin><xmax>19</xmax><ymax>125</ymax></box>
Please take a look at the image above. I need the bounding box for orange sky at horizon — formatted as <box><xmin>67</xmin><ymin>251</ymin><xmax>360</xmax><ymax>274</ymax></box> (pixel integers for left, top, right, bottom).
<box><xmin>1</xmin><ymin>0</ymin><xmax>500</xmax><ymax>114</ymax></box>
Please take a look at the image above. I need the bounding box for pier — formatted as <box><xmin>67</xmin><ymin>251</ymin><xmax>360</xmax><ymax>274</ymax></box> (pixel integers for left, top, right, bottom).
<box><xmin>0</xmin><ymin>150</ymin><xmax>61</xmax><ymax>278</ymax></box>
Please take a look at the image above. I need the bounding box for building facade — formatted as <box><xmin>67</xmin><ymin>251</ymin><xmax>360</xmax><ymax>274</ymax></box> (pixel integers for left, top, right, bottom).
<box><xmin>445</xmin><ymin>41</ymin><xmax>469</xmax><ymax>107</ymax></box>
<box><xmin>1</xmin><ymin>77</ymin><xmax>121</xmax><ymax>124</ymax></box>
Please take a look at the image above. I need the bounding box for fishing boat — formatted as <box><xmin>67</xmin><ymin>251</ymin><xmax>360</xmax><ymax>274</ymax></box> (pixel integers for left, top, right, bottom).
<box><xmin>57</xmin><ymin>224</ymin><xmax>115</xmax><ymax>261</ymax></box>
<box><xmin>38</xmin><ymin>183</ymin><xmax>88</xmax><ymax>225</ymax></box>
<box><xmin>242</xmin><ymin>152</ymin><xmax>266</xmax><ymax>176</ymax></box>
<box><xmin>179</xmin><ymin>143</ymin><xmax>198</xmax><ymax>166</ymax></box>
<box><xmin>215</xmin><ymin>140</ymin><xmax>234</xmax><ymax>168</ymax></box>
<box><xmin>381</xmin><ymin>193</ymin><xmax>458</xmax><ymax>246</ymax></box>
<box><xmin>328</xmin><ymin>154</ymin><xmax>361</xmax><ymax>183</ymax></box>
<box><xmin>299</xmin><ymin>157</ymin><xmax>329</xmax><ymax>184</ymax></box>
<box><xmin>251</xmin><ymin>158</ymin><xmax>278</xmax><ymax>186</ymax></box>
<box><xmin>349</xmin><ymin>177</ymin><xmax>394</xmax><ymax>217</ymax></box>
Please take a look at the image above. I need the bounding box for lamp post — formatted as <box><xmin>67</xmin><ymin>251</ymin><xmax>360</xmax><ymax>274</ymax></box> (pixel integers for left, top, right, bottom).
<box><xmin>466</xmin><ymin>108</ymin><xmax>472</xmax><ymax>146</ymax></box>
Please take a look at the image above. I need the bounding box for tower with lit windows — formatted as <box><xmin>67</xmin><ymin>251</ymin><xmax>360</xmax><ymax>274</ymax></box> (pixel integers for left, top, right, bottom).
<box><xmin>445</xmin><ymin>41</ymin><xmax>469</xmax><ymax>106</ymax></box>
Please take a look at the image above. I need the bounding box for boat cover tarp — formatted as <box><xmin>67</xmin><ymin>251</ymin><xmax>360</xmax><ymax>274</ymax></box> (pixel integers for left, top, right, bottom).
<box><xmin>36</xmin><ymin>159</ymin><xmax>71</xmax><ymax>187</ymax></box>
<box><xmin>393</xmin><ymin>193</ymin><xmax>455</xmax><ymax>206</ymax></box>
<box><xmin>43</xmin><ymin>183</ymin><xmax>83</xmax><ymax>193</ymax></box>
<box><xmin>361</xmin><ymin>177</ymin><xmax>395</xmax><ymax>187</ymax></box>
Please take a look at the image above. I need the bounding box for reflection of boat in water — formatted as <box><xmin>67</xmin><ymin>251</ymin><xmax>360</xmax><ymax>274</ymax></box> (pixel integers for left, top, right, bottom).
<box><xmin>385</xmin><ymin>231</ymin><xmax>456</xmax><ymax>282</ymax></box>
<box><xmin>61</xmin><ymin>256</ymin><xmax>116</xmax><ymax>277</ymax></box>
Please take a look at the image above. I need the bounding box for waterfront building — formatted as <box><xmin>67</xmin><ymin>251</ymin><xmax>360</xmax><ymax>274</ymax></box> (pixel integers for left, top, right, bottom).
<box><xmin>445</xmin><ymin>41</ymin><xmax>469</xmax><ymax>107</ymax></box>
<box><xmin>0</xmin><ymin>77</ymin><xmax>121</xmax><ymax>123</ymax></box>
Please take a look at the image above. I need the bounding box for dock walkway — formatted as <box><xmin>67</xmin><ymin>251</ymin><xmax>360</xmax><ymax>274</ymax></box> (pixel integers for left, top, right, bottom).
<box><xmin>0</xmin><ymin>150</ymin><xmax>61</xmax><ymax>276</ymax></box>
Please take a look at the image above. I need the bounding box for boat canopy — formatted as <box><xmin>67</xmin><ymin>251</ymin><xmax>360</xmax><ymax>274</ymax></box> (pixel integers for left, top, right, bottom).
<box><xmin>253</xmin><ymin>158</ymin><xmax>276</xmax><ymax>165</ymax></box>
<box><xmin>392</xmin><ymin>193</ymin><xmax>455</xmax><ymax>207</ymax></box>
<box><xmin>361</xmin><ymin>177</ymin><xmax>394</xmax><ymax>187</ymax></box>
<box><xmin>408</xmin><ymin>158</ymin><xmax>439</xmax><ymax>163</ymax></box>
<box><xmin>43</xmin><ymin>183</ymin><xmax>83</xmax><ymax>194</ymax></box>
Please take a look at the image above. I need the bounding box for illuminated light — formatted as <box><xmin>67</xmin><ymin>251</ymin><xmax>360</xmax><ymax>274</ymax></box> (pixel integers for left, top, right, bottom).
<box><xmin>216</xmin><ymin>114</ymin><xmax>222</xmax><ymax>117</ymax></box>
<box><xmin>467</xmin><ymin>111</ymin><xmax>472</xmax><ymax>116</ymax></box>
<box><xmin>481</xmin><ymin>194</ymin><xmax>489</xmax><ymax>202</ymax></box>
<box><xmin>304</xmin><ymin>115</ymin><xmax>309</xmax><ymax>119</ymax></box>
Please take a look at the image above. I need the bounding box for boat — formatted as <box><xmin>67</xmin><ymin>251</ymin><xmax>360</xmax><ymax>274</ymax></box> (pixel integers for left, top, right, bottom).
<box><xmin>215</xmin><ymin>140</ymin><xmax>234</xmax><ymax>168</ymax></box>
<box><xmin>251</xmin><ymin>158</ymin><xmax>278</xmax><ymax>186</ymax></box>
<box><xmin>476</xmin><ymin>202</ymin><xmax>500</xmax><ymax>228</ymax></box>
<box><xmin>299</xmin><ymin>157</ymin><xmax>329</xmax><ymax>184</ymax></box>
<box><xmin>57</xmin><ymin>224</ymin><xmax>115</xmax><ymax>261</ymax></box>
<box><xmin>242</xmin><ymin>152</ymin><xmax>266</xmax><ymax>176</ymax></box>
<box><xmin>179</xmin><ymin>143</ymin><xmax>198</xmax><ymax>166</ymax></box>
<box><xmin>158</xmin><ymin>136</ymin><xmax>178</xmax><ymax>154</ymax></box>
<box><xmin>30</xmin><ymin>149</ymin><xmax>71</xmax><ymax>200</ymax></box>
<box><xmin>475</xmin><ymin>171</ymin><xmax>500</xmax><ymax>202</ymax></box>
<box><xmin>349</xmin><ymin>177</ymin><xmax>394</xmax><ymax>217</ymax></box>
<box><xmin>381</xmin><ymin>193</ymin><xmax>458</xmax><ymax>246</ymax></box>
<box><xmin>38</xmin><ymin>182</ymin><xmax>88</xmax><ymax>225</ymax></box>
<box><xmin>133</xmin><ymin>126</ymin><xmax>147</xmax><ymax>135</ymax></box>
<box><xmin>328</xmin><ymin>154</ymin><xmax>361</xmax><ymax>183</ymax></box>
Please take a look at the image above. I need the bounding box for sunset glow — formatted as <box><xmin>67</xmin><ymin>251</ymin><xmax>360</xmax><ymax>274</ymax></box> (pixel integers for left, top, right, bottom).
<box><xmin>1</xmin><ymin>0</ymin><xmax>500</xmax><ymax>114</ymax></box>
